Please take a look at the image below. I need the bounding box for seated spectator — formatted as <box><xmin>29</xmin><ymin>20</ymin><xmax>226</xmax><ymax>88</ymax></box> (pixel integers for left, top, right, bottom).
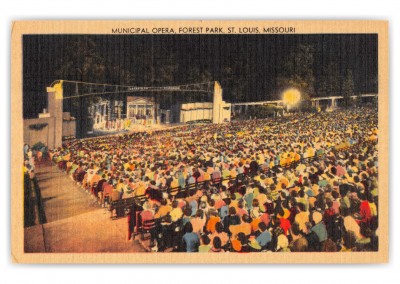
<box><xmin>210</xmin><ymin>236</ymin><xmax>224</xmax><ymax>253</ymax></box>
<box><xmin>294</xmin><ymin>203</ymin><xmax>309</xmax><ymax>233</ymax></box>
<box><xmin>256</xmin><ymin>222</ymin><xmax>272</xmax><ymax>250</ymax></box>
<box><xmin>311</xmin><ymin>211</ymin><xmax>328</xmax><ymax>244</ymax></box>
<box><xmin>236</xmin><ymin>232</ymin><xmax>251</xmax><ymax>253</ymax></box>
<box><xmin>181</xmin><ymin>222</ymin><xmax>200</xmax><ymax>252</ymax></box>
<box><xmin>276</xmin><ymin>234</ymin><xmax>290</xmax><ymax>252</ymax></box>
<box><xmin>170</xmin><ymin>200</ymin><xmax>183</xmax><ymax>222</ymax></box>
<box><xmin>206</xmin><ymin>210</ymin><xmax>221</xmax><ymax>234</ymax></box>
<box><xmin>191</xmin><ymin>209</ymin><xmax>206</xmax><ymax>234</ymax></box>
<box><xmin>209</xmin><ymin>222</ymin><xmax>229</xmax><ymax>248</ymax></box>
<box><xmin>236</xmin><ymin>201</ymin><xmax>248</xmax><ymax>218</ymax></box>
<box><xmin>301</xmin><ymin>222</ymin><xmax>320</xmax><ymax>252</ymax></box>
<box><xmin>154</xmin><ymin>199</ymin><xmax>172</xmax><ymax>219</ymax></box>
<box><xmin>229</xmin><ymin>215</ymin><xmax>252</xmax><ymax>237</ymax></box>
<box><xmin>289</xmin><ymin>222</ymin><xmax>308</xmax><ymax>252</ymax></box>
<box><xmin>223</xmin><ymin>207</ymin><xmax>241</xmax><ymax>234</ymax></box>
<box><xmin>199</xmin><ymin>234</ymin><xmax>212</xmax><ymax>253</ymax></box>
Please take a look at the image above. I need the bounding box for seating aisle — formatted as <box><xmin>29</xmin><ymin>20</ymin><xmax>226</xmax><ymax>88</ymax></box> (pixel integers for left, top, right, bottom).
<box><xmin>24</xmin><ymin>161</ymin><xmax>145</xmax><ymax>252</ymax></box>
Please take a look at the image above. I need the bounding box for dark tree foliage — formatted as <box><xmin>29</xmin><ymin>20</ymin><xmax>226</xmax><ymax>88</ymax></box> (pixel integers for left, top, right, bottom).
<box><xmin>317</xmin><ymin>62</ymin><xmax>341</xmax><ymax>98</ymax></box>
<box><xmin>342</xmin><ymin>69</ymin><xmax>356</xmax><ymax>108</ymax></box>
<box><xmin>276</xmin><ymin>44</ymin><xmax>316</xmax><ymax>100</ymax></box>
<box><xmin>23</xmin><ymin>34</ymin><xmax>378</xmax><ymax>119</ymax></box>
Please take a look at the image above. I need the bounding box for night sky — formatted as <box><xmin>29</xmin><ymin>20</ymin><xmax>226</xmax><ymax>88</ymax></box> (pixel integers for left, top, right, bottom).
<box><xmin>23</xmin><ymin>34</ymin><xmax>378</xmax><ymax>118</ymax></box>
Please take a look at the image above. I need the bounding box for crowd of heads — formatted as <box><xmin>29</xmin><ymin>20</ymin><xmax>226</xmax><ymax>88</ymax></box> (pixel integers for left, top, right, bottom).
<box><xmin>49</xmin><ymin>106</ymin><xmax>379</xmax><ymax>252</ymax></box>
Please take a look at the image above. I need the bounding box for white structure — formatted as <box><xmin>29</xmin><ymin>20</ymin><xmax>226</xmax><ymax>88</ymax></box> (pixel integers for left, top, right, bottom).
<box><xmin>212</xmin><ymin>82</ymin><xmax>231</xmax><ymax>123</ymax></box>
<box><xmin>180</xmin><ymin>101</ymin><xmax>231</xmax><ymax>123</ymax></box>
<box><xmin>126</xmin><ymin>96</ymin><xmax>157</xmax><ymax>123</ymax></box>
<box><xmin>180</xmin><ymin>102</ymin><xmax>213</xmax><ymax>123</ymax></box>
<box><xmin>180</xmin><ymin>83</ymin><xmax>231</xmax><ymax>123</ymax></box>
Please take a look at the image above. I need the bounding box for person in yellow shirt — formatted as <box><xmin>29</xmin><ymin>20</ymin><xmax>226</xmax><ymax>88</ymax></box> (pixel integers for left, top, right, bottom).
<box><xmin>135</xmin><ymin>180</ymin><xmax>147</xmax><ymax>197</ymax></box>
<box><xmin>294</xmin><ymin>203</ymin><xmax>309</xmax><ymax>233</ymax></box>
<box><xmin>170</xmin><ymin>177</ymin><xmax>179</xmax><ymax>189</ymax></box>
<box><xmin>169</xmin><ymin>200</ymin><xmax>183</xmax><ymax>222</ymax></box>
<box><xmin>154</xmin><ymin>199</ymin><xmax>172</xmax><ymax>219</ymax></box>
<box><xmin>229</xmin><ymin>166</ymin><xmax>237</xmax><ymax>178</ymax></box>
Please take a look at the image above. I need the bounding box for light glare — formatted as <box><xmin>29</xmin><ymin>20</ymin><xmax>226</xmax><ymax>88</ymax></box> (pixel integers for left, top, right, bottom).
<box><xmin>282</xmin><ymin>88</ymin><xmax>301</xmax><ymax>107</ymax></box>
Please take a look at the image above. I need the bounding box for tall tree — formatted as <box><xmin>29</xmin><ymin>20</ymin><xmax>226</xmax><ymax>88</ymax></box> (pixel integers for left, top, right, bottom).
<box><xmin>317</xmin><ymin>62</ymin><xmax>341</xmax><ymax>97</ymax></box>
<box><xmin>221</xmin><ymin>62</ymin><xmax>249</xmax><ymax>102</ymax></box>
<box><xmin>276</xmin><ymin>44</ymin><xmax>316</xmax><ymax>106</ymax></box>
<box><xmin>342</xmin><ymin>69</ymin><xmax>355</xmax><ymax>108</ymax></box>
<box><xmin>55</xmin><ymin>36</ymin><xmax>106</xmax><ymax>84</ymax></box>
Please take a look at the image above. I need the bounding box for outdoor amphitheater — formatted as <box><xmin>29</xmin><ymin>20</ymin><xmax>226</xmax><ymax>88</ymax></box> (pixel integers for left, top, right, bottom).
<box><xmin>23</xmin><ymin>94</ymin><xmax>379</xmax><ymax>253</ymax></box>
<box><xmin>21</xmin><ymin>33</ymin><xmax>380</xmax><ymax>254</ymax></box>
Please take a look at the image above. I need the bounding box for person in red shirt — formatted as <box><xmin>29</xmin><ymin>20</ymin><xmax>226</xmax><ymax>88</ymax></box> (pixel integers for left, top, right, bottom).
<box><xmin>323</xmin><ymin>199</ymin><xmax>337</xmax><ymax>222</ymax></box>
<box><xmin>358</xmin><ymin>192</ymin><xmax>372</xmax><ymax>225</ymax></box>
<box><xmin>279</xmin><ymin>217</ymin><xmax>292</xmax><ymax>236</ymax></box>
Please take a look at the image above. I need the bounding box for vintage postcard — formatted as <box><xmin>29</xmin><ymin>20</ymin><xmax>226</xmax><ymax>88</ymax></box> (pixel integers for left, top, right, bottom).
<box><xmin>11</xmin><ymin>20</ymin><xmax>388</xmax><ymax>263</ymax></box>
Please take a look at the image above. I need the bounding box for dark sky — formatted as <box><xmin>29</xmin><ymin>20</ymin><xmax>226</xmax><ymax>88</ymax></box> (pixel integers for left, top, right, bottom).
<box><xmin>23</xmin><ymin>34</ymin><xmax>378</xmax><ymax>118</ymax></box>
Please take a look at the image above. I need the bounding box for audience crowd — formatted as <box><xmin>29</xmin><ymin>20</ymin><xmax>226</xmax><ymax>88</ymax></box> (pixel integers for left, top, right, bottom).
<box><xmin>47</xmin><ymin>107</ymin><xmax>379</xmax><ymax>253</ymax></box>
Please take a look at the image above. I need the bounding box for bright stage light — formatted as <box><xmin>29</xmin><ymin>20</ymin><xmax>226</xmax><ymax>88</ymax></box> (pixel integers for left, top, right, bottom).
<box><xmin>282</xmin><ymin>88</ymin><xmax>301</xmax><ymax>107</ymax></box>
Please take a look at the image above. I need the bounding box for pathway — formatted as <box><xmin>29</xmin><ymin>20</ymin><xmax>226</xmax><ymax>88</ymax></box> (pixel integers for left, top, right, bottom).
<box><xmin>24</xmin><ymin>161</ymin><xmax>146</xmax><ymax>253</ymax></box>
